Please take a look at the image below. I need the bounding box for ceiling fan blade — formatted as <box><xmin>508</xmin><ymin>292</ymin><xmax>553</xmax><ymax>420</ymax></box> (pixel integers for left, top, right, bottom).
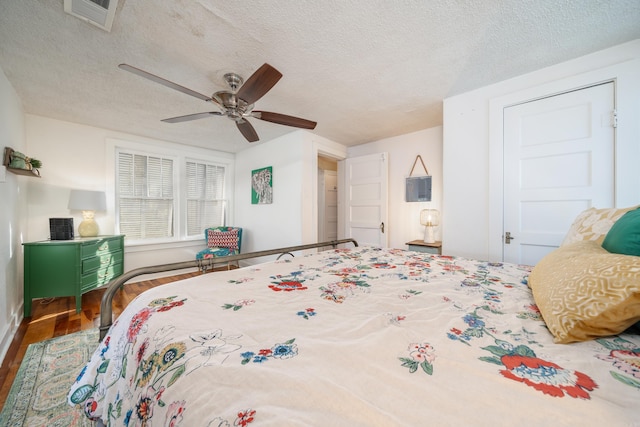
<box><xmin>236</xmin><ymin>119</ymin><xmax>259</xmax><ymax>142</ymax></box>
<box><xmin>119</xmin><ymin>64</ymin><xmax>212</xmax><ymax>102</ymax></box>
<box><xmin>252</xmin><ymin>111</ymin><xmax>317</xmax><ymax>129</ymax></box>
<box><xmin>236</xmin><ymin>63</ymin><xmax>283</xmax><ymax>105</ymax></box>
<box><xmin>162</xmin><ymin>112</ymin><xmax>223</xmax><ymax>123</ymax></box>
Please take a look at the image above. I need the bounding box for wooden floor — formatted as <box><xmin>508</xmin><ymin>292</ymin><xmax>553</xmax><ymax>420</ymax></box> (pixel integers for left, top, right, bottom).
<box><xmin>0</xmin><ymin>270</ymin><xmax>208</xmax><ymax>410</ymax></box>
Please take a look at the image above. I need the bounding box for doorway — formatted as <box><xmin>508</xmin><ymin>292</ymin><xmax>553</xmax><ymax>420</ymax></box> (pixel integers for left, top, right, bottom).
<box><xmin>318</xmin><ymin>155</ymin><xmax>338</xmax><ymax>245</ymax></box>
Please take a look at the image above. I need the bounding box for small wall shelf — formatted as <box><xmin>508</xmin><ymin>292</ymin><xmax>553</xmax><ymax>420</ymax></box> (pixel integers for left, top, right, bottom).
<box><xmin>3</xmin><ymin>147</ymin><xmax>41</xmax><ymax>177</ymax></box>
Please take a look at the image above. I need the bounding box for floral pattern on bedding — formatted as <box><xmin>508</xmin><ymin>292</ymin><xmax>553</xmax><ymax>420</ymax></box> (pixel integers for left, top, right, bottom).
<box><xmin>69</xmin><ymin>246</ymin><xmax>640</xmax><ymax>426</ymax></box>
<box><xmin>444</xmin><ymin>264</ymin><xmax>599</xmax><ymax>399</ymax></box>
<box><xmin>399</xmin><ymin>342</ymin><xmax>435</xmax><ymax>375</ymax></box>
<box><xmin>240</xmin><ymin>339</ymin><xmax>298</xmax><ymax>364</ymax></box>
<box><xmin>595</xmin><ymin>337</ymin><xmax>640</xmax><ymax>389</ymax></box>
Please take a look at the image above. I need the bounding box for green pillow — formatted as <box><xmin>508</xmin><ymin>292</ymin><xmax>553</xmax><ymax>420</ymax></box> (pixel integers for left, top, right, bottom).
<box><xmin>602</xmin><ymin>208</ymin><xmax>640</xmax><ymax>256</ymax></box>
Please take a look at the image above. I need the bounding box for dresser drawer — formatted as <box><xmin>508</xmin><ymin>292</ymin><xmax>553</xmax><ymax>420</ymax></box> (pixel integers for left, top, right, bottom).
<box><xmin>23</xmin><ymin>235</ymin><xmax>125</xmax><ymax>316</ymax></box>
<box><xmin>81</xmin><ymin>262</ymin><xmax>124</xmax><ymax>292</ymax></box>
<box><xmin>81</xmin><ymin>237</ymin><xmax>123</xmax><ymax>259</ymax></box>
<box><xmin>82</xmin><ymin>250</ymin><xmax>124</xmax><ymax>274</ymax></box>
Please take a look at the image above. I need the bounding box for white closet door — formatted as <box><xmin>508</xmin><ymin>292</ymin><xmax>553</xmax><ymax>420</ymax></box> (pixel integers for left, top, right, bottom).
<box><xmin>503</xmin><ymin>82</ymin><xmax>615</xmax><ymax>265</ymax></box>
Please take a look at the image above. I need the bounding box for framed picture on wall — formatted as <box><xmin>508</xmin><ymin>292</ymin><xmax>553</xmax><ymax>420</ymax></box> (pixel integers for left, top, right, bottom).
<box><xmin>251</xmin><ymin>166</ymin><xmax>273</xmax><ymax>204</ymax></box>
<box><xmin>405</xmin><ymin>176</ymin><xmax>432</xmax><ymax>202</ymax></box>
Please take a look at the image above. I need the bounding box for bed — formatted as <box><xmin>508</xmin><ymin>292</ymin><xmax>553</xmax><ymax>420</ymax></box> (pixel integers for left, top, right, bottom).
<box><xmin>68</xmin><ymin>208</ymin><xmax>640</xmax><ymax>426</ymax></box>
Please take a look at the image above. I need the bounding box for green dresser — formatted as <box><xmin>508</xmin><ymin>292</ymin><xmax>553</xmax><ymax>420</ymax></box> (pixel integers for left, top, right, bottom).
<box><xmin>23</xmin><ymin>235</ymin><xmax>125</xmax><ymax>316</ymax></box>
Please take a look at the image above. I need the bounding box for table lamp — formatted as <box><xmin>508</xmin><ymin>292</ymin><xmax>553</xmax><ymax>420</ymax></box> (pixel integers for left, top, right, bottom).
<box><xmin>68</xmin><ymin>189</ymin><xmax>107</xmax><ymax>237</ymax></box>
<box><xmin>420</xmin><ymin>209</ymin><xmax>440</xmax><ymax>244</ymax></box>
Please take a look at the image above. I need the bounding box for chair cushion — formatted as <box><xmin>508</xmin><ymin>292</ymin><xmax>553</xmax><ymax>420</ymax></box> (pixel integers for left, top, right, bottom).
<box><xmin>196</xmin><ymin>247</ymin><xmax>239</xmax><ymax>260</ymax></box>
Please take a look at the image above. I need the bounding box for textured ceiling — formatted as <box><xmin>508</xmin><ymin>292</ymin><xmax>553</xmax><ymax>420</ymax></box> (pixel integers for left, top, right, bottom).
<box><xmin>1</xmin><ymin>1</ymin><xmax>639</xmax><ymax>153</ymax></box>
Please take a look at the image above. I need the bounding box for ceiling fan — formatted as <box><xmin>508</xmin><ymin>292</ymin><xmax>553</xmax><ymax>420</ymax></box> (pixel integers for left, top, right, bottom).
<box><xmin>118</xmin><ymin>63</ymin><xmax>317</xmax><ymax>142</ymax></box>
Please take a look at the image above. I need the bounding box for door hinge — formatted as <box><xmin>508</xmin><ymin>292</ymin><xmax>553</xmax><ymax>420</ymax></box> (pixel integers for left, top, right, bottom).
<box><xmin>612</xmin><ymin>109</ymin><xmax>618</xmax><ymax>128</ymax></box>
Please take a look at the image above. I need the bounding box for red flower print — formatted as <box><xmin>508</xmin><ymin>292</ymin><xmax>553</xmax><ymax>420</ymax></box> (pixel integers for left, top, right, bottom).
<box><xmin>157</xmin><ymin>300</ymin><xmax>185</xmax><ymax>312</ymax></box>
<box><xmin>258</xmin><ymin>349</ymin><xmax>273</xmax><ymax>356</ymax></box>
<box><xmin>500</xmin><ymin>355</ymin><xmax>597</xmax><ymax>399</ymax></box>
<box><xmin>373</xmin><ymin>263</ymin><xmax>395</xmax><ymax>269</ymax></box>
<box><xmin>137</xmin><ymin>338</ymin><xmax>149</xmax><ymax>363</ymax></box>
<box><xmin>268</xmin><ymin>281</ymin><xmax>308</xmax><ymax>292</ymax></box>
<box><xmin>336</xmin><ymin>267</ymin><xmax>358</xmax><ymax>276</ymax></box>
<box><xmin>128</xmin><ymin>308</ymin><xmax>153</xmax><ymax>342</ymax></box>
<box><xmin>83</xmin><ymin>398</ymin><xmax>99</xmax><ymax>419</ymax></box>
<box><xmin>450</xmin><ymin>328</ymin><xmax>462</xmax><ymax>335</ymax></box>
<box><xmin>235</xmin><ymin>408</ymin><xmax>256</xmax><ymax>426</ymax></box>
<box><xmin>155</xmin><ymin>386</ymin><xmax>166</xmax><ymax>401</ymax></box>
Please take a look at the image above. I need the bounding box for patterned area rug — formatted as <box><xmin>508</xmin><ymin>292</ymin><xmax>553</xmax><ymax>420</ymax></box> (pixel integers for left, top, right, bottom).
<box><xmin>0</xmin><ymin>329</ymin><xmax>99</xmax><ymax>427</ymax></box>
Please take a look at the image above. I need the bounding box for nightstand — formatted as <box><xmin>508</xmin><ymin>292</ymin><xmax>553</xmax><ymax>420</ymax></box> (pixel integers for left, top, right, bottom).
<box><xmin>23</xmin><ymin>235</ymin><xmax>125</xmax><ymax>316</ymax></box>
<box><xmin>406</xmin><ymin>240</ymin><xmax>442</xmax><ymax>255</ymax></box>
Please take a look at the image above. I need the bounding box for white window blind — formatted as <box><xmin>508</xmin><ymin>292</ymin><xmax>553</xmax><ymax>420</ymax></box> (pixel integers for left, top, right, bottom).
<box><xmin>117</xmin><ymin>152</ymin><xmax>174</xmax><ymax>239</ymax></box>
<box><xmin>186</xmin><ymin>160</ymin><xmax>226</xmax><ymax>236</ymax></box>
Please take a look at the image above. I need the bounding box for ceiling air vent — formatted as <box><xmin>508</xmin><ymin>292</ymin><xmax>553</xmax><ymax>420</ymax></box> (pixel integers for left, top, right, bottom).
<box><xmin>64</xmin><ymin>0</ymin><xmax>119</xmax><ymax>32</ymax></box>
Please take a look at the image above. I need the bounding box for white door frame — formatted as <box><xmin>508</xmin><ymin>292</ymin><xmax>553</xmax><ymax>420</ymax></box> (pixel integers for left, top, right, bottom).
<box><xmin>312</xmin><ymin>140</ymin><xmax>348</xmax><ymax>245</ymax></box>
<box><xmin>488</xmin><ymin>59</ymin><xmax>640</xmax><ymax>262</ymax></box>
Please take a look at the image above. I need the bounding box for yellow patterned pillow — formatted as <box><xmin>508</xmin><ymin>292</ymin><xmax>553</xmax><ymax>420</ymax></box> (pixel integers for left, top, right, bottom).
<box><xmin>529</xmin><ymin>240</ymin><xmax>640</xmax><ymax>343</ymax></box>
<box><xmin>561</xmin><ymin>206</ymin><xmax>638</xmax><ymax>246</ymax></box>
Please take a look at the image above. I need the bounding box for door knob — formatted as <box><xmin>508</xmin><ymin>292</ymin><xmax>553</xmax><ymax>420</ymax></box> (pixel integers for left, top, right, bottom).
<box><xmin>505</xmin><ymin>232</ymin><xmax>514</xmax><ymax>244</ymax></box>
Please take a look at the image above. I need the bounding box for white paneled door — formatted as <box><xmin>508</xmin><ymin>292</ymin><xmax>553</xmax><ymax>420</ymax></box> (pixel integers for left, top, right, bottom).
<box><xmin>503</xmin><ymin>82</ymin><xmax>615</xmax><ymax>265</ymax></box>
<box><xmin>343</xmin><ymin>153</ymin><xmax>388</xmax><ymax>247</ymax></box>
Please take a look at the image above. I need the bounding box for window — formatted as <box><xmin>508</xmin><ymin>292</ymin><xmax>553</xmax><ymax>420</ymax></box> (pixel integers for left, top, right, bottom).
<box><xmin>117</xmin><ymin>151</ymin><xmax>175</xmax><ymax>240</ymax></box>
<box><xmin>113</xmin><ymin>141</ymin><xmax>232</xmax><ymax>245</ymax></box>
<box><xmin>186</xmin><ymin>160</ymin><xmax>227</xmax><ymax>236</ymax></box>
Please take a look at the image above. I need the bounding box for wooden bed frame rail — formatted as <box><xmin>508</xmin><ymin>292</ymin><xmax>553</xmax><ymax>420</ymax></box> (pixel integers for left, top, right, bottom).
<box><xmin>99</xmin><ymin>239</ymin><xmax>359</xmax><ymax>340</ymax></box>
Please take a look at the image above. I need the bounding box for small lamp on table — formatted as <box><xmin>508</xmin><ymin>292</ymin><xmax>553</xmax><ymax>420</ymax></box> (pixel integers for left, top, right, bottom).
<box><xmin>420</xmin><ymin>209</ymin><xmax>440</xmax><ymax>244</ymax></box>
<box><xmin>68</xmin><ymin>189</ymin><xmax>107</xmax><ymax>237</ymax></box>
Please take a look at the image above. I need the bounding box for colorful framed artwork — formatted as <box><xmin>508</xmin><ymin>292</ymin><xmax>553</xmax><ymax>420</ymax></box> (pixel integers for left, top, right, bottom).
<box><xmin>251</xmin><ymin>166</ymin><xmax>273</xmax><ymax>204</ymax></box>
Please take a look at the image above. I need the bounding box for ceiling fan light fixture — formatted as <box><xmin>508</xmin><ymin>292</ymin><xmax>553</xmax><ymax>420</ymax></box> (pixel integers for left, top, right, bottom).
<box><xmin>118</xmin><ymin>62</ymin><xmax>316</xmax><ymax>143</ymax></box>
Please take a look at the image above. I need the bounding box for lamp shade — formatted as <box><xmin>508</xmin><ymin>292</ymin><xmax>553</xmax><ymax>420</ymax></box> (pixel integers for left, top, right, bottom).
<box><xmin>68</xmin><ymin>190</ymin><xmax>106</xmax><ymax>211</ymax></box>
<box><xmin>420</xmin><ymin>209</ymin><xmax>440</xmax><ymax>227</ymax></box>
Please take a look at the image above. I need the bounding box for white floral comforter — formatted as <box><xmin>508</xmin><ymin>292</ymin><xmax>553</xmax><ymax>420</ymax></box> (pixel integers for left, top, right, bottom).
<box><xmin>69</xmin><ymin>247</ymin><xmax>640</xmax><ymax>426</ymax></box>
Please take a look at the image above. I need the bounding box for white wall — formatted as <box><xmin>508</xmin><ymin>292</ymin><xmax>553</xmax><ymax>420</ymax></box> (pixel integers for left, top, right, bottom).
<box><xmin>234</xmin><ymin>130</ymin><xmax>347</xmax><ymax>263</ymax></box>
<box><xmin>24</xmin><ymin>115</ymin><xmax>235</xmax><ymax>273</ymax></box>
<box><xmin>347</xmin><ymin>127</ymin><xmax>443</xmax><ymax>250</ymax></box>
<box><xmin>443</xmin><ymin>39</ymin><xmax>640</xmax><ymax>261</ymax></box>
<box><xmin>234</xmin><ymin>133</ymin><xmax>305</xmax><ymax>254</ymax></box>
<box><xmin>0</xmin><ymin>67</ymin><xmax>27</xmax><ymax>362</ymax></box>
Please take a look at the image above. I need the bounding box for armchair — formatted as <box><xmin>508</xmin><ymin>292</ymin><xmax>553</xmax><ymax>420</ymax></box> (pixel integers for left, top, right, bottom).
<box><xmin>196</xmin><ymin>226</ymin><xmax>243</xmax><ymax>269</ymax></box>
